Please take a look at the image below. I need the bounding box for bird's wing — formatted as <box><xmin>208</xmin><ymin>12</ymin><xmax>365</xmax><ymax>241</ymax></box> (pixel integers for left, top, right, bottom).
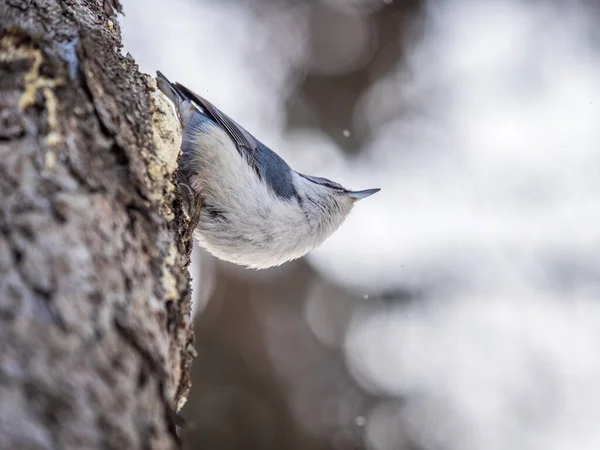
<box><xmin>173</xmin><ymin>82</ymin><xmax>261</xmax><ymax>176</ymax></box>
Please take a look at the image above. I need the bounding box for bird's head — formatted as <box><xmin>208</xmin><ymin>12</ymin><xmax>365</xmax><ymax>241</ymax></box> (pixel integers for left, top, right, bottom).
<box><xmin>295</xmin><ymin>173</ymin><xmax>380</xmax><ymax>233</ymax></box>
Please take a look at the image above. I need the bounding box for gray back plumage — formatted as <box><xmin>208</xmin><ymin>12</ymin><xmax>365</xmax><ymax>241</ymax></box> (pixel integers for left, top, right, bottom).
<box><xmin>179</xmin><ymin>109</ymin><xmax>299</xmax><ymax>201</ymax></box>
<box><xmin>159</xmin><ymin>72</ymin><xmax>300</xmax><ymax>202</ymax></box>
<box><xmin>252</xmin><ymin>143</ymin><xmax>298</xmax><ymax>200</ymax></box>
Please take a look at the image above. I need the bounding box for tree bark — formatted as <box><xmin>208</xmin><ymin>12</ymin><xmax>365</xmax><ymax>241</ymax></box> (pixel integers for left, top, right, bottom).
<box><xmin>0</xmin><ymin>1</ymin><xmax>195</xmax><ymax>449</ymax></box>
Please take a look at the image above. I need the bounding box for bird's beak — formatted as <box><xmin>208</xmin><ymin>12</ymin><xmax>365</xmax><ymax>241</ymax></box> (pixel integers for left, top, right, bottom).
<box><xmin>346</xmin><ymin>188</ymin><xmax>381</xmax><ymax>201</ymax></box>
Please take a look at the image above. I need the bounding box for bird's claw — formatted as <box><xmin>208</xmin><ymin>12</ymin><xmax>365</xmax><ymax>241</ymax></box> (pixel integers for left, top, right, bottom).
<box><xmin>178</xmin><ymin>182</ymin><xmax>202</xmax><ymax>232</ymax></box>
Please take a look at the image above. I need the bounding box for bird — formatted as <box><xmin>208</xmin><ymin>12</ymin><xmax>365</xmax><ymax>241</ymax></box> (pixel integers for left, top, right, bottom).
<box><xmin>156</xmin><ymin>71</ymin><xmax>380</xmax><ymax>269</ymax></box>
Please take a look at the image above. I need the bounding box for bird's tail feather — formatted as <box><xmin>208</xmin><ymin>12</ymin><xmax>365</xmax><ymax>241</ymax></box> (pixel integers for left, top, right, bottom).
<box><xmin>156</xmin><ymin>70</ymin><xmax>187</xmax><ymax>108</ymax></box>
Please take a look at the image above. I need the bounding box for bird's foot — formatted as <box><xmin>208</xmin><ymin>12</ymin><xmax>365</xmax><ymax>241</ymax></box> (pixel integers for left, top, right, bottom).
<box><xmin>178</xmin><ymin>182</ymin><xmax>202</xmax><ymax>232</ymax></box>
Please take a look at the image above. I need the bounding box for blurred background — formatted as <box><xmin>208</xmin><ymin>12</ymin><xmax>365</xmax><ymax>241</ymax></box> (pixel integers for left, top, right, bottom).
<box><xmin>122</xmin><ymin>0</ymin><xmax>600</xmax><ymax>449</ymax></box>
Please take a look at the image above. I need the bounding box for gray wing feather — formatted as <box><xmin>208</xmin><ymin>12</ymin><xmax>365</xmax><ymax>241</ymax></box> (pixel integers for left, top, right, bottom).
<box><xmin>163</xmin><ymin>77</ymin><xmax>298</xmax><ymax>200</ymax></box>
<box><xmin>173</xmin><ymin>82</ymin><xmax>261</xmax><ymax>174</ymax></box>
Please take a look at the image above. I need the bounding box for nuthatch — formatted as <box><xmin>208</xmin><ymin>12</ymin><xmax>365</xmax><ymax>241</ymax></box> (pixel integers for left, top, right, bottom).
<box><xmin>156</xmin><ymin>71</ymin><xmax>379</xmax><ymax>269</ymax></box>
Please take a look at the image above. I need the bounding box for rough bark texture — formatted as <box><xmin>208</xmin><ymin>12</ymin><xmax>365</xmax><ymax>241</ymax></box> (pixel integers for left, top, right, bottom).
<box><xmin>0</xmin><ymin>1</ymin><xmax>195</xmax><ymax>449</ymax></box>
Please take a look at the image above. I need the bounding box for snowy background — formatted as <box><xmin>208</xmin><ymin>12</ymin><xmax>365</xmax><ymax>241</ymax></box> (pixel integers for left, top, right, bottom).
<box><xmin>122</xmin><ymin>0</ymin><xmax>600</xmax><ymax>449</ymax></box>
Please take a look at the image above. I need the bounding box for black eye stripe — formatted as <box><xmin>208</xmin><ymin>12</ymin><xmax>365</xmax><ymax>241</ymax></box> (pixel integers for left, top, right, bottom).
<box><xmin>299</xmin><ymin>173</ymin><xmax>344</xmax><ymax>190</ymax></box>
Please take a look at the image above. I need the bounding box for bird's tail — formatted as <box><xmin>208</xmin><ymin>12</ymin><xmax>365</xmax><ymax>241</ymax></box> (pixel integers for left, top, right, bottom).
<box><xmin>156</xmin><ymin>70</ymin><xmax>187</xmax><ymax>109</ymax></box>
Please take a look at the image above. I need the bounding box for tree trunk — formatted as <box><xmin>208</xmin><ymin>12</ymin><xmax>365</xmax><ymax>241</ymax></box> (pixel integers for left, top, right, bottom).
<box><xmin>0</xmin><ymin>1</ymin><xmax>195</xmax><ymax>449</ymax></box>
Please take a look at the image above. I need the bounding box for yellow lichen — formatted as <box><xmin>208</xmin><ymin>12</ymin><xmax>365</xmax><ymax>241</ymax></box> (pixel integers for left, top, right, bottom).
<box><xmin>0</xmin><ymin>35</ymin><xmax>63</xmax><ymax>152</ymax></box>
<box><xmin>44</xmin><ymin>150</ymin><xmax>57</xmax><ymax>170</ymax></box>
<box><xmin>145</xmin><ymin>73</ymin><xmax>183</xmax><ymax>222</ymax></box>
<box><xmin>148</xmin><ymin>75</ymin><xmax>181</xmax><ymax>175</ymax></box>
<box><xmin>147</xmin><ymin>162</ymin><xmax>164</xmax><ymax>181</ymax></box>
<box><xmin>160</xmin><ymin>242</ymin><xmax>179</xmax><ymax>301</ymax></box>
